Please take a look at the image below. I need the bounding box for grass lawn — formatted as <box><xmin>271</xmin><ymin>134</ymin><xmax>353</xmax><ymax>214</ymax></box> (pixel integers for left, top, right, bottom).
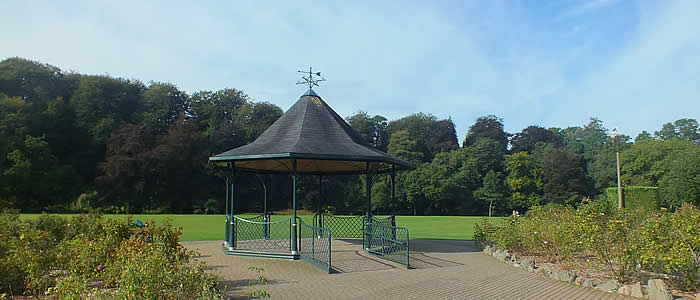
<box><xmin>20</xmin><ymin>213</ymin><xmax>501</xmax><ymax>241</ymax></box>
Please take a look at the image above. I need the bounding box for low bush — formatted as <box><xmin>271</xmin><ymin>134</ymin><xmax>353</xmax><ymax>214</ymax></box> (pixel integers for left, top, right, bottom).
<box><xmin>0</xmin><ymin>210</ymin><xmax>223</xmax><ymax>298</ymax></box>
<box><xmin>475</xmin><ymin>202</ymin><xmax>700</xmax><ymax>288</ymax></box>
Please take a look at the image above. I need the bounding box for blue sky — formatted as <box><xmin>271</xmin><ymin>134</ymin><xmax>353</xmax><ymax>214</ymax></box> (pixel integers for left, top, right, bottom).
<box><xmin>1</xmin><ymin>0</ymin><xmax>698</xmax><ymax>142</ymax></box>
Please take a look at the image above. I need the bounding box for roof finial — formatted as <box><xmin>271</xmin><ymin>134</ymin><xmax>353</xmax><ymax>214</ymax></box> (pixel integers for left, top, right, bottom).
<box><xmin>297</xmin><ymin>67</ymin><xmax>325</xmax><ymax>90</ymax></box>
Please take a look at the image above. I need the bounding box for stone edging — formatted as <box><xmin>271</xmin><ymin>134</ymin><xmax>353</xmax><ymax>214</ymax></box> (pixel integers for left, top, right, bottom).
<box><xmin>481</xmin><ymin>245</ymin><xmax>678</xmax><ymax>300</ymax></box>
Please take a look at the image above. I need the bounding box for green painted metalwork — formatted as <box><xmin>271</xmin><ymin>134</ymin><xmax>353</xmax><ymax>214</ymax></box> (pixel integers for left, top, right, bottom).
<box><xmin>232</xmin><ymin>215</ymin><xmax>294</xmax><ymax>251</ymax></box>
<box><xmin>363</xmin><ymin>223</ymin><xmax>410</xmax><ymax>268</ymax></box>
<box><xmin>313</xmin><ymin>214</ymin><xmax>364</xmax><ymax>238</ymax></box>
<box><xmin>291</xmin><ymin>159</ymin><xmax>298</xmax><ymax>254</ymax></box>
<box><xmin>298</xmin><ymin>219</ymin><xmax>332</xmax><ymax>273</ymax></box>
<box><xmin>312</xmin><ymin>214</ymin><xmax>396</xmax><ymax>239</ymax></box>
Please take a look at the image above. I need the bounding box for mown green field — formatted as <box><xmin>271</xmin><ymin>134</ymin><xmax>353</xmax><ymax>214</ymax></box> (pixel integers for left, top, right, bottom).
<box><xmin>20</xmin><ymin>214</ymin><xmax>501</xmax><ymax>241</ymax></box>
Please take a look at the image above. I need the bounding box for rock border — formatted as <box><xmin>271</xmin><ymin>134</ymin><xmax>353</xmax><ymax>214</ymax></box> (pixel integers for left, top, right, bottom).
<box><xmin>481</xmin><ymin>245</ymin><xmax>677</xmax><ymax>300</ymax></box>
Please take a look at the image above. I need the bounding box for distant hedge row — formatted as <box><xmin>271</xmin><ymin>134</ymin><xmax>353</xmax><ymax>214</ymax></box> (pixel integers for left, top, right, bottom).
<box><xmin>605</xmin><ymin>186</ymin><xmax>659</xmax><ymax>210</ymax></box>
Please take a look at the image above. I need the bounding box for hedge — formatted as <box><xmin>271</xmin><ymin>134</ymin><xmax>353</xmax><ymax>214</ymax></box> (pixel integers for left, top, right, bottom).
<box><xmin>606</xmin><ymin>186</ymin><xmax>658</xmax><ymax>210</ymax></box>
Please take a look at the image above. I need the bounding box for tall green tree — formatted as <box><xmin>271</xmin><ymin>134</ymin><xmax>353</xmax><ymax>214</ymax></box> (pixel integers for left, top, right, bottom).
<box><xmin>463</xmin><ymin>115</ymin><xmax>508</xmax><ymax>151</ymax></box>
<box><xmin>387</xmin><ymin>130</ymin><xmax>424</xmax><ymax>163</ymax></box>
<box><xmin>509</xmin><ymin>125</ymin><xmax>563</xmax><ymax>154</ymax></box>
<box><xmin>474</xmin><ymin>170</ymin><xmax>505</xmax><ymax>217</ymax></box>
<box><xmin>504</xmin><ymin>152</ymin><xmax>542</xmax><ymax>211</ymax></box>
<box><xmin>658</xmin><ymin>147</ymin><xmax>700</xmax><ymax>208</ymax></box>
<box><xmin>139</xmin><ymin>83</ymin><xmax>188</xmax><ymax>133</ymax></box>
<box><xmin>347</xmin><ymin>111</ymin><xmax>389</xmax><ymax>151</ymax></box>
<box><xmin>543</xmin><ymin>149</ymin><xmax>587</xmax><ymax>206</ymax></box>
<box><xmin>655</xmin><ymin>118</ymin><xmax>700</xmax><ymax>145</ymax></box>
<box><xmin>621</xmin><ymin>139</ymin><xmax>697</xmax><ymax>186</ymax></box>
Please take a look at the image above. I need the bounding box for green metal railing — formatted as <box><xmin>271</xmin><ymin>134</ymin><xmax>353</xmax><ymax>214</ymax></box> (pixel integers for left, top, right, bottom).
<box><xmin>313</xmin><ymin>214</ymin><xmax>396</xmax><ymax>239</ymax></box>
<box><xmin>299</xmin><ymin>219</ymin><xmax>332</xmax><ymax>273</ymax></box>
<box><xmin>363</xmin><ymin>223</ymin><xmax>410</xmax><ymax>268</ymax></box>
<box><xmin>313</xmin><ymin>214</ymin><xmax>364</xmax><ymax>238</ymax></box>
<box><xmin>232</xmin><ymin>215</ymin><xmax>293</xmax><ymax>251</ymax></box>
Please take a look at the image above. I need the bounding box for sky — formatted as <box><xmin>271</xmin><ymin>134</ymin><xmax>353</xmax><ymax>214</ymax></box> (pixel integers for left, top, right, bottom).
<box><xmin>1</xmin><ymin>0</ymin><xmax>698</xmax><ymax>142</ymax></box>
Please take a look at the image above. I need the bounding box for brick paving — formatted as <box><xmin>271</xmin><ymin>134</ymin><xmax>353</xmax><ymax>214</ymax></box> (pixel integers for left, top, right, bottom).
<box><xmin>184</xmin><ymin>239</ymin><xmax>636</xmax><ymax>300</ymax></box>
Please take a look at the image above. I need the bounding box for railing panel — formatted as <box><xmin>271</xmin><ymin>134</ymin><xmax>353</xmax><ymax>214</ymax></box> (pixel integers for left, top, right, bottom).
<box><xmin>363</xmin><ymin>223</ymin><xmax>409</xmax><ymax>268</ymax></box>
<box><xmin>232</xmin><ymin>215</ymin><xmax>292</xmax><ymax>251</ymax></box>
<box><xmin>299</xmin><ymin>219</ymin><xmax>332</xmax><ymax>273</ymax></box>
<box><xmin>315</xmin><ymin>214</ymin><xmax>364</xmax><ymax>238</ymax></box>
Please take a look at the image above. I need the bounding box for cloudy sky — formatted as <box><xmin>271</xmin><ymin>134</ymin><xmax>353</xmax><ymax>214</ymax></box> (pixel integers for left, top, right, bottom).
<box><xmin>1</xmin><ymin>0</ymin><xmax>698</xmax><ymax>141</ymax></box>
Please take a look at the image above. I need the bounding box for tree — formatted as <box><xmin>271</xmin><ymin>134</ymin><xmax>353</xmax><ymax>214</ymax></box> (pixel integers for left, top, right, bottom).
<box><xmin>620</xmin><ymin>139</ymin><xmax>697</xmax><ymax>186</ymax></box>
<box><xmin>236</xmin><ymin>101</ymin><xmax>283</xmax><ymax>142</ymax></box>
<box><xmin>474</xmin><ymin>170</ymin><xmax>505</xmax><ymax>217</ymax></box>
<box><xmin>387</xmin><ymin>113</ymin><xmax>437</xmax><ymax>162</ymax></box>
<box><xmin>655</xmin><ymin>118</ymin><xmax>700</xmax><ymax>145</ymax></box>
<box><xmin>658</xmin><ymin>147</ymin><xmax>700</xmax><ymax>208</ymax></box>
<box><xmin>347</xmin><ymin>111</ymin><xmax>389</xmax><ymax>151</ymax></box>
<box><xmin>190</xmin><ymin>89</ymin><xmax>248</xmax><ymax>137</ymax></box>
<box><xmin>96</xmin><ymin>123</ymin><xmax>155</xmax><ymax>213</ymax></box>
<box><xmin>504</xmin><ymin>152</ymin><xmax>542</xmax><ymax>211</ymax></box>
<box><xmin>150</xmin><ymin>117</ymin><xmax>206</xmax><ymax>213</ymax></box>
<box><xmin>139</xmin><ymin>82</ymin><xmax>188</xmax><ymax>133</ymax></box>
<box><xmin>387</xmin><ymin>130</ymin><xmax>423</xmax><ymax>163</ymax></box>
<box><xmin>425</xmin><ymin>118</ymin><xmax>459</xmax><ymax>157</ymax></box>
<box><xmin>3</xmin><ymin>135</ymin><xmax>80</xmax><ymax>211</ymax></box>
<box><xmin>463</xmin><ymin>115</ymin><xmax>508</xmax><ymax>151</ymax></box>
<box><xmin>509</xmin><ymin>125</ymin><xmax>563</xmax><ymax>153</ymax></box>
<box><xmin>635</xmin><ymin>131</ymin><xmax>653</xmax><ymax>143</ymax></box>
<box><xmin>543</xmin><ymin>149</ymin><xmax>587</xmax><ymax>206</ymax></box>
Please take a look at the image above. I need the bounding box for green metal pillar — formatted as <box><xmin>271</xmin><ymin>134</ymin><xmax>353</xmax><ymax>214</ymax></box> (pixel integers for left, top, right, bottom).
<box><xmin>225</xmin><ymin>176</ymin><xmax>230</xmax><ymax>246</ymax></box>
<box><xmin>366</xmin><ymin>162</ymin><xmax>372</xmax><ymax>218</ymax></box>
<box><xmin>365</xmin><ymin>162</ymin><xmax>372</xmax><ymax>250</ymax></box>
<box><xmin>230</xmin><ymin>166</ymin><xmax>236</xmax><ymax>248</ymax></box>
<box><xmin>391</xmin><ymin>170</ymin><xmax>396</xmax><ymax>211</ymax></box>
<box><xmin>291</xmin><ymin>159</ymin><xmax>298</xmax><ymax>255</ymax></box>
<box><xmin>319</xmin><ymin>175</ymin><xmax>324</xmax><ymax>228</ymax></box>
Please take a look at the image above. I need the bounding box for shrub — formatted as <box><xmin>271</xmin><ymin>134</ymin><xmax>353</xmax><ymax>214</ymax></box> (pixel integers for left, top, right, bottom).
<box><xmin>516</xmin><ymin>205</ymin><xmax>581</xmax><ymax>263</ymax></box>
<box><xmin>606</xmin><ymin>186</ymin><xmax>659</xmax><ymax>211</ymax></box>
<box><xmin>474</xmin><ymin>201</ymin><xmax>699</xmax><ymax>287</ymax></box>
<box><xmin>639</xmin><ymin>204</ymin><xmax>700</xmax><ymax>289</ymax></box>
<box><xmin>473</xmin><ymin>217</ymin><xmax>498</xmax><ymax>248</ymax></box>
<box><xmin>0</xmin><ymin>211</ymin><xmax>223</xmax><ymax>298</ymax></box>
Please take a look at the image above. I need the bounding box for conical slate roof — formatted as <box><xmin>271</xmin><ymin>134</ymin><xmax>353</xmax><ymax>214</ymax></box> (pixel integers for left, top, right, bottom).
<box><xmin>210</xmin><ymin>90</ymin><xmax>412</xmax><ymax>174</ymax></box>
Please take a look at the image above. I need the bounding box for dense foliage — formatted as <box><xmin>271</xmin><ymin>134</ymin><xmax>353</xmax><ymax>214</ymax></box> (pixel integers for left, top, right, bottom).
<box><xmin>474</xmin><ymin>203</ymin><xmax>700</xmax><ymax>289</ymax></box>
<box><xmin>0</xmin><ymin>210</ymin><xmax>222</xmax><ymax>298</ymax></box>
<box><xmin>1</xmin><ymin>57</ymin><xmax>698</xmax><ymax>215</ymax></box>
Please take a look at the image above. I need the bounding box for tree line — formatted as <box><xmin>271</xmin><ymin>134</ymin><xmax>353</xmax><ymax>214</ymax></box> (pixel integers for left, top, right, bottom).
<box><xmin>0</xmin><ymin>57</ymin><xmax>698</xmax><ymax>215</ymax></box>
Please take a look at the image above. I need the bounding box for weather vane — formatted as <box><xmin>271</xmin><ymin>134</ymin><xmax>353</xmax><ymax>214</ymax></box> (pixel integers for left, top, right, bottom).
<box><xmin>297</xmin><ymin>67</ymin><xmax>325</xmax><ymax>90</ymax></box>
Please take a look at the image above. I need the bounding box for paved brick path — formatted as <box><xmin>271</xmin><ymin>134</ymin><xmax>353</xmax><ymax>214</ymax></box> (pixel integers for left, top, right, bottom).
<box><xmin>184</xmin><ymin>239</ymin><xmax>635</xmax><ymax>300</ymax></box>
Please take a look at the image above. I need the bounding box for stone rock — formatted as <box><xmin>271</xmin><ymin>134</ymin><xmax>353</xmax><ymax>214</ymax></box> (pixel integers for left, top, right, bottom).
<box><xmin>482</xmin><ymin>245</ymin><xmax>492</xmax><ymax>256</ymax></box>
<box><xmin>574</xmin><ymin>276</ymin><xmax>584</xmax><ymax>286</ymax></box>
<box><xmin>595</xmin><ymin>280</ymin><xmax>619</xmax><ymax>292</ymax></box>
<box><xmin>583</xmin><ymin>279</ymin><xmax>594</xmax><ymax>288</ymax></box>
<box><xmin>630</xmin><ymin>282</ymin><xmax>643</xmax><ymax>298</ymax></box>
<box><xmin>495</xmin><ymin>250</ymin><xmax>510</xmax><ymax>263</ymax></box>
<box><xmin>549</xmin><ymin>270</ymin><xmax>559</xmax><ymax>280</ymax></box>
<box><xmin>520</xmin><ymin>259</ymin><xmax>535</xmax><ymax>272</ymax></box>
<box><xmin>556</xmin><ymin>270</ymin><xmax>575</xmax><ymax>283</ymax></box>
<box><xmin>647</xmin><ymin>279</ymin><xmax>672</xmax><ymax>300</ymax></box>
<box><xmin>535</xmin><ymin>266</ymin><xmax>551</xmax><ymax>277</ymax></box>
<box><xmin>617</xmin><ymin>285</ymin><xmax>631</xmax><ymax>296</ymax></box>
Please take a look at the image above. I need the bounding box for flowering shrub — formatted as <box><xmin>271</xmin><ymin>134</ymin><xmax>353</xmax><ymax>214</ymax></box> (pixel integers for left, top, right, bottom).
<box><xmin>638</xmin><ymin>204</ymin><xmax>700</xmax><ymax>289</ymax></box>
<box><xmin>0</xmin><ymin>211</ymin><xmax>223</xmax><ymax>298</ymax></box>
<box><xmin>475</xmin><ymin>202</ymin><xmax>700</xmax><ymax>288</ymax></box>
